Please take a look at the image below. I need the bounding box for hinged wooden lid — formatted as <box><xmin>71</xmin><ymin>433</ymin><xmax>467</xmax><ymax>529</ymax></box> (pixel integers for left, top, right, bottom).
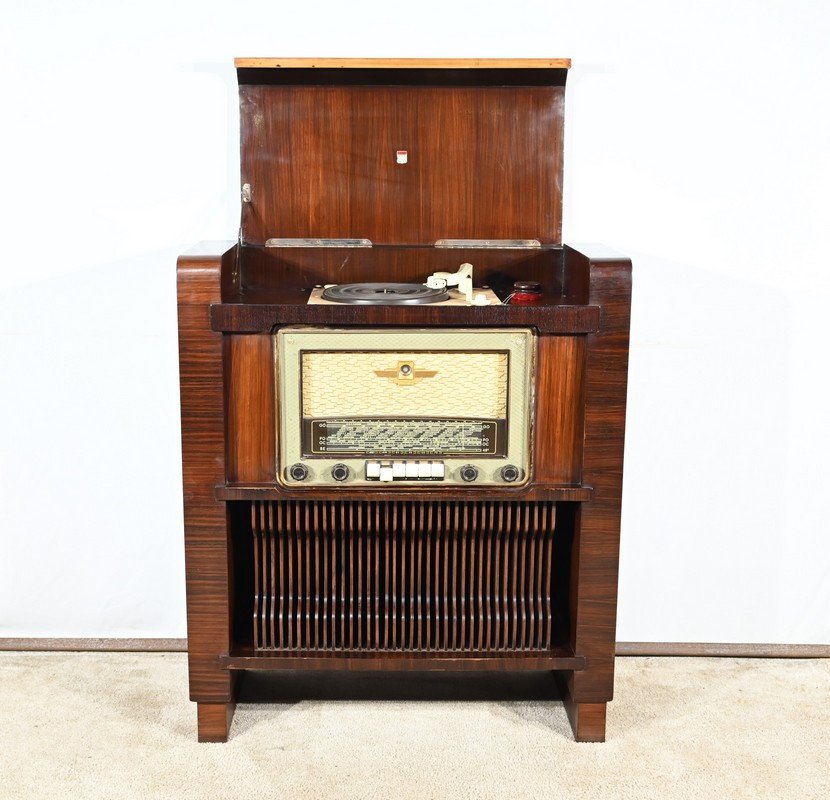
<box><xmin>237</xmin><ymin>59</ymin><xmax>570</xmax><ymax>246</ymax></box>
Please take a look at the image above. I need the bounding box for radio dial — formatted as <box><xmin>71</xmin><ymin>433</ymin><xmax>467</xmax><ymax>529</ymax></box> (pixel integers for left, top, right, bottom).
<box><xmin>289</xmin><ymin>463</ymin><xmax>309</xmax><ymax>481</ymax></box>
<box><xmin>331</xmin><ymin>463</ymin><xmax>350</xmax><ymax>482</ymax></box>
<box><xmin>460</xmin><ymin>465</ymin><xmax>479</xmax><ymax>482</ymax></box>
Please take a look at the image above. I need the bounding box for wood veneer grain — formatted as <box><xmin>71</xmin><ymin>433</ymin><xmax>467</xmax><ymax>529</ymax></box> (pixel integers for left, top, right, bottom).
<box><xmin>177</xmin><ymin>244</ymin><xmax>237</xmax><ymax>708</ymax></box>
<box><xmin>225</xmin><ymin>334</ymin><xmax>275</xmax><ymax>483</ymax></box>
<box><xmin>196</xmin><ymin>702</ymin><xmax>235</xmax><ymax>743</ymax></box>
<box><xmin>214</xmin><ymin>486</ymin><xmax>593</xmax><ymax>502</ymax></box>
<box><xmin>239</xmin><ymin>85</ymin><xmax>565</xmax><ymax>245</ymax></box>
<box><xmin>210</xmin><ymin>301</ymin><xmax>600</xmax><ymax>335</ymax></box>
<box><xmin>535</xmin><ymin>336</ymin><xmax>585</xmax><ymax>484</ymax></box>
<box><xmin>561</xmin><ymin>245</ymin><xmax>632</xmax><ymax>717</ymax></box>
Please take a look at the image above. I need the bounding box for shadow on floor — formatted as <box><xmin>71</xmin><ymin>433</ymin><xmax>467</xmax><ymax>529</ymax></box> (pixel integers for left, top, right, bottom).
<box><xmin>237</xmin><ymin>670</ymin><xmax>564</xmax><ymax>703</ymax></box>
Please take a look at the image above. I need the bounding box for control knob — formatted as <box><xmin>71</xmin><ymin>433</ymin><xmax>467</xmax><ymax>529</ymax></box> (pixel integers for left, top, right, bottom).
<box><xmin>459</xmin><ymin>464</ymin><xmax>479</xmax><ymax>483</ymax></box>
<box><xmin>288</xmin><ymin>463</ymin><xmax>309</xmax><ymax>481</ymax></box>
<box><xmin>500</xmin><ymin>464</ymin><xmax>522</xmax><ymax>483</ymax></box>
<box><xmin>331</xmin><ymin>463</ymin><xmax>350</xmax><ymax>482</ymax></box>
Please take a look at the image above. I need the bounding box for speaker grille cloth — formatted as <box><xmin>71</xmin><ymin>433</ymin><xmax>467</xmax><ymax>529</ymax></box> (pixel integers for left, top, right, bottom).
<box><xmin>301</xmin><ymin>352</ymin><xmax>508</xmax><ymax>418</ymax></box>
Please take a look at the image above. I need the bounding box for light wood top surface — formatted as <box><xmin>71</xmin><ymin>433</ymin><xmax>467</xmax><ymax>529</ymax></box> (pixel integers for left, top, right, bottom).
<box><xmin>234</xmin><ymin>58</ymin><xmax>571</xmax><ymax>69</ymax></box>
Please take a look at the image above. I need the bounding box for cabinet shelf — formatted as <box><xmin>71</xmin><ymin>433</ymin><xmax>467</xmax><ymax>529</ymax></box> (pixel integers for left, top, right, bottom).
<box><xmin>221</xmin><ymin>645</ymin><xmax>585</xmax><ymax>672</ymax></box>
<box><xmin>215</xmin><ymin>484</ymin><xmax>593</xmax><ymax>502</ymax></box>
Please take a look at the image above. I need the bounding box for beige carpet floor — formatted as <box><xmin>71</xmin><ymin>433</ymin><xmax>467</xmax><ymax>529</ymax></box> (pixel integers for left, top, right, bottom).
<box><xmin>1</xmin><ymin>653</ymin><xmax>828</xmax><ymax>799</ymax></box>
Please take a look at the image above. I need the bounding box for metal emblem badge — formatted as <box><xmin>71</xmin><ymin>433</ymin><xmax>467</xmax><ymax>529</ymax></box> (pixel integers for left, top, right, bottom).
<box><xmin>374</xmin><ymin>360</ymin><xmax>438</xmax><ymax>386</ymax></box>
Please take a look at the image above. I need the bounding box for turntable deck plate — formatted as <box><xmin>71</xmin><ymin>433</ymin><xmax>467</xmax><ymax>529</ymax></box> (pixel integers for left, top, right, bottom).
<box><xmin>309</xmin><ymin>284</ymin><xmax>502</xmax><ymax>306</ymax></box>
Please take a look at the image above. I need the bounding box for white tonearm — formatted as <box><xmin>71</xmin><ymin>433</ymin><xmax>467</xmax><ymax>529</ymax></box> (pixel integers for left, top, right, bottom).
<box><xmin>426</xmin><ymin>262</ymin><xmax>487</xmax><ymax>305</ymax></box>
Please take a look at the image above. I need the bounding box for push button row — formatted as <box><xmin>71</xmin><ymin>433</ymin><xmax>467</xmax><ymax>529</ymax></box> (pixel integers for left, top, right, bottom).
<box><xmin>365</xmin><ymin>460</ymin><xmax>444</xmax><ymax>482</ymax></box>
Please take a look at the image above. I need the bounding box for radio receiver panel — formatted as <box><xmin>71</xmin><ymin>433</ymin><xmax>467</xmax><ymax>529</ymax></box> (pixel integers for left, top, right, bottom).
<box><xmin>276</xmin><ymin>327</ymin><xmax>535</xmax><ymax>487</ymax></box>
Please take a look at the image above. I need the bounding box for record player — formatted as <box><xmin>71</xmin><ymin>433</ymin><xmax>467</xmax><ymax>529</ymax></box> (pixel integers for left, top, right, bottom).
<box><xmin>310</xmin><ymin>264</ymin><xmax>502</xmax><ymax>307</ymax></box>
<box><xmin>177</xmin><ymin>58</ymin><xmax>632</xmax><ymax>744</ymax></box>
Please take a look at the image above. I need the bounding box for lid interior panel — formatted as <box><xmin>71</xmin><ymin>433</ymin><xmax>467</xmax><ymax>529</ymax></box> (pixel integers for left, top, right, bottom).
<box><xmin>238</xmin><ymin>67</ymin><xmax>567</xmax><ymax>246</ymax></box>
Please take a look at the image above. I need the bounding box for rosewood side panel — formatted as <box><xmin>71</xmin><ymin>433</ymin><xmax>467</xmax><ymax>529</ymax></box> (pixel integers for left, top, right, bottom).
<box><xmin>177</xmin><ymin>242</ymin><xmax>237</xmax><ymax>741</ymax></box>
<box><xmin>560</xmin><ymin>244</ymin><xmax>632</xmax><ymax>740</ymax></box>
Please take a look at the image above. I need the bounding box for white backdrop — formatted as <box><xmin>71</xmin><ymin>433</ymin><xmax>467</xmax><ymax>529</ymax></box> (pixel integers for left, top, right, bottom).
<box><xmin>1</xmin><ymin>0</ymin><xmax>828</xmax><ymax>643</ymax></box>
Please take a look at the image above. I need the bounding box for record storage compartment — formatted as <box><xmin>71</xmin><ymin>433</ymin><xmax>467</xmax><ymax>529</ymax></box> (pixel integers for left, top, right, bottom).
<box><xmin>229</xmin><ymin>500</ymin><xmax>576</xmax><ymax>658</ymax></box>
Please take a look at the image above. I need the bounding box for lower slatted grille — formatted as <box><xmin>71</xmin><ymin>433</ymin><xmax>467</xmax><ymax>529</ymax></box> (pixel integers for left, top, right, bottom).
<box><xmin>251</xmin><ymin>500</ymin><xmax>557</xmax><ymax>653</ymax></box>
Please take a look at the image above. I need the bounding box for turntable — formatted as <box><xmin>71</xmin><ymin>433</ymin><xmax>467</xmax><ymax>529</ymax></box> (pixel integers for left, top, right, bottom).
<box><xmin>320</xmin><ymin>283</ymin><xmax>449</xmax><ymax>304</ymax></box>
<box><xmin>309</xmin><ymin>263</ymin><xmax>502</xmax><ymax>306</ymax></box>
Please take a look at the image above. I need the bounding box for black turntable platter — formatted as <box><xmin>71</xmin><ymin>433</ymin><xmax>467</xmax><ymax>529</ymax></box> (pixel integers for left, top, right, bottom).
<box><xmin>321</xmin><ymin>282</ymin><xmax>449</xmax><ymax>305</ymax></box>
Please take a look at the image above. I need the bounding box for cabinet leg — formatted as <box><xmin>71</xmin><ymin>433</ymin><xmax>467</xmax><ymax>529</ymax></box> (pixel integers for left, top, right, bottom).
<box><xmin>563</xmin><ymin>700</ymin><xmax>606</xmax><ymax>742</ymax></box>
<box><xmin>554</xmin><ymin>671</ymin><xmax>607</xmax><ymax>742</ymax></box>
<box><xmin>197</xmin><ymin>702</ymin><xmax>236</xmax><ymax>743</ymax></box>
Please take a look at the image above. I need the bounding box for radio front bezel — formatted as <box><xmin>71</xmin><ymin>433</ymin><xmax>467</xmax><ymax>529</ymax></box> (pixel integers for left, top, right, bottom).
<box><xmin>274</xmin><ymin>327</ymin><xmax>536</xmax><ymax>488</ymax></box>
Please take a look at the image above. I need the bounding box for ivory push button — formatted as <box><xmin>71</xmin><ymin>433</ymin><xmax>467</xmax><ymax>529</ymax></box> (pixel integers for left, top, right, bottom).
<box><xmin>379</xmin><ymin>466</ymin><xmax>394</xmax><ymax>482</ymax></box>
<box><xmin>431</xmin><ymin>462</ymin><xmax>445</xmax><ymax>479</ymax></box>
<box><xmin>366</xmin><ymin>462</ymin><xmax>381</xmax><ymax>479</ymax></box>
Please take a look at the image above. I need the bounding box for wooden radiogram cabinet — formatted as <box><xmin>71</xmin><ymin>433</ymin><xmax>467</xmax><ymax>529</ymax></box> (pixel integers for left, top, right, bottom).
<box><xmin>177</xmin><ymin>58</ymin><xmax>632</xmax><ymax>742</ymax></box>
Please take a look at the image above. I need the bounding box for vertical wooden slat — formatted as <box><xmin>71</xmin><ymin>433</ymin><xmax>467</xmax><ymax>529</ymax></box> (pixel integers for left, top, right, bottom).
<box><xmin>470</xmin><ymin>503</ymin><xmax>480</xmax><ymax>651</ymax></box>
<box><xmin>425</xmin><ymin>503</ymin><xmax>433</xmax><ymax>650</ymax></box>
<box><xmin>356</xmin><ymin>502</ymin><xmax>363</xmax><ymax>649</ymax></box>
<box><xmin>289</xmin><ymin>503</ymin><xmax>296</xmax><ymax>650</ymax></box>
<box><xmin>391</xmin><ymin>503</ymin><xmax>398</xmax><ymax>649</ymax></box>
<box><xmin>305</xmin><ymin>503</ymin><xmax>312</xmax><ymax>648</ymax></box>
<box><xmin>500</xmin><ymin>502</ymin><xmax>507</xmax><ymax>652</ymax></box>
<box><xmin>298</xmin><ymin>504</ymin><xmax>305</xmax><ymax>650</ymax></box>
<box><xmin>297</xmin><ymin>505</ymin><xmax>304</xmax><ymax>650</ymax></box>
<box><xmin>384</xmin><ymin>504</ymin><xmax>391</xmax><ymax>649</ymax></box>
<box><xmin>255</xmin><ymin>502</ymin><xmax>262</xmax><ymax>649</ymax></box>
<box><xmin>331</xmin><ymin>504</ymin><xmax>337</xmax><ymax>651</ymax></box>
<box><xmin>518</xmin><ymin>503</ymin><xmax>528</xmax><ymax>649</ymax></box>
<box><xmin>368</xmin><ymin>502</ymin><xmax>373</xmax><ymax>648</ymax></box>
<box><xmin>278</xmin><ymin>503</ymin><xmax>285</xmax><ymax>649</ymax></box>
<box><xmin>509</xmin><ymin>504</ymin><xmax>518</xmax><ymax>650</ymax></box>
<box><xmin>459</xmin><ymin>503</ymin><xmax>468</xmax><ymax>650</ymax></box>
<box><xmin>407</xmin><ymin>503</ymin><xmax>418</xmax><ymax>649</ymax></box>
<box><xmin>492</xmin><ymin>503</ymin><xmax>502</xmax><ymax>650</ymax></box>
<box><xmin>339</xmin><ymin>503</ymin><xmax>346</xmax><ymax>649</ymax></box>
<box><xmin>266</xmin><ymin>503</ymin><xmax>274</xmax><ymax>650</ymax></box>
<box><xmin>437</xmin><ymin>502</ymin><xmax>444</xmax><ymax>650</ymax></box>
<box><xmin>543</xmin><ymin>503</ymin><xmax>553</xmax><ymax>649</ymax></box>
<box><xmin>528</xmin><ymin>504</ymin><xmax>539</xmax><ymax>649</ymax></box>
<box><xmin>374</xmin><ymin>503</ymin><xmax>381</xmax><ymax>650</ymax></box>
<box><xmin>332</xmin><ymin>501</ymin><xmax>338</xmax><ymax>649</ymax></box>
<box><xmin>260</xmin><ymin>502</ymin><xmax>268</xmax><ymax>650</ymax></box>
<box><xmin>449</xmin><ymin>503</ymin><xmax>457</xmax><ymax>649</ymax></box>
<box><xmin>322</xmin><ymin>502</ymin><xmax>329</xmax><ymax>649</ymax></box>
<box><xmin>251</xmin><ymin>503</ymin><xmax>260</xmax><ymax>650</ymax></box>
<box><xmin>403</xmin><ymin>502</ymin><xmax>409</xmax><ymax>650</ymax></box>
<box><xmin>370</xmin><ymin>501</ymin><xmax>376</xmax><ymax>649</ymax></box>
<box><xmin>299</xmin><ymin>504</ymin><xmax>305</xmax><ymax>649</ymax></box>
<box><xmin>416</xmin><ymin>503</ymin><xmax>423</xmax><ymax>650</ymax></box>
<box><xmin>484</xmin><ymin>502</ymin><xmax>493</xmax><ymax>650</ymax></box>
<box><xmin>312</xmin><ymin>503</ymin><xmax>320</xmax><ymax>649</ymax></box>
<box><xmin>348</xmin><ymin>502</ymin><xmax>355</xmax><ymax>649</ymax></box>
